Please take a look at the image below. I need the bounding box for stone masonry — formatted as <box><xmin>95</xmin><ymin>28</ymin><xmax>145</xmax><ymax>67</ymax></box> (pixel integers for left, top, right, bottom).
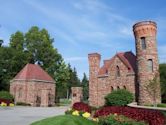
<box><xmin>71</xmin><ymin>87</ymin><xmax>83</xmax><ymax>105</ymax></box>
<box><xmin>88</xmin><ymin>21</ymin><xmax>161</xmax><ymax>107</ymax></box>
<box><xmin>10</xmin><ymin>64</ymin><xmax>55</xmax><ymax>107</ymax></box>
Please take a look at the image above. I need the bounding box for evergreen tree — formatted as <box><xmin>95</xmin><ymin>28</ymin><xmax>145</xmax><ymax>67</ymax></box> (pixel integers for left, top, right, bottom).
<box><xmin>66</xmin><ymin>64</ymin><xmax>80</xmax><ymax>99</ymax></box>
<box><xmin>81</xmin><ymin>73</ymin><xmax>89</xmax><ymax>101</ymax></box>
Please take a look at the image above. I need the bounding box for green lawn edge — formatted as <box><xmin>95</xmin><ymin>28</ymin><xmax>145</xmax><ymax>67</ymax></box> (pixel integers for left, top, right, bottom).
<box><xmin>30</xmin><ymin>115</ymin><xmax>98</xmax><ymax>125</ymax></box>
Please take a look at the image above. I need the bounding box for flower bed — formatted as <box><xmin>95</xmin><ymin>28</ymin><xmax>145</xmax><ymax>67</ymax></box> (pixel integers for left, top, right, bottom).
<box><xmin>0</xmin><ymin>98</ymin><xmax>13</xmax><ymax>106</ymax></box>
<box><xmin>94</xmin><ymin>106</ymin><xmax>165</xmax><ymax>125</ymax></box>
<box><xmin>72</xmin><ymin>102</ymin><xmax>91</xmax><ymax>113</ymax></box>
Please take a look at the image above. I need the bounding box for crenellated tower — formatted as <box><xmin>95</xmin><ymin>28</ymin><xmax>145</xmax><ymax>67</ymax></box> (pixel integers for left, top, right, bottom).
<box><xmin>133</xmin><ymin>21</ymin><xmax>161</xmax><ymax>105</ymax></box>
<box><xmin>88</xmin><ymin>53</ymin><xmax>101</xmax><ymax>107</ymax></box>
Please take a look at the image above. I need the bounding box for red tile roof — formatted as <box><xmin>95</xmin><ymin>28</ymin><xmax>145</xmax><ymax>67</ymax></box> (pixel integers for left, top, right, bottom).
<box><xmin>98</xmin><ymin>51</ymin><xmax>136</xmax><ymax>75</ymax></box>
<box><xmin>13</xmin><ymin>64</ymin><xmax>55</xmax><ymax>82</ymax></box>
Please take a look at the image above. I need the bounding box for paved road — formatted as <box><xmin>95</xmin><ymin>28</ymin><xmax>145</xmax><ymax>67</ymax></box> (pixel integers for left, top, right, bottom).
<box><xmin>0</xmin><ymin>106</ymin><xmax>68</xmax><ymax>125</ymax></box>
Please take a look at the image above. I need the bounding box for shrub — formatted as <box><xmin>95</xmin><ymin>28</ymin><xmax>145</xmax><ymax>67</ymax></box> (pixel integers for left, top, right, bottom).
<box><xmin>99</xmin><ymin>114</ymin><xmax>147</xmax><ymax>125</ymax></box>
<box><xmin>0</xmin><ymin>91</ymin><xmax>14</xmax><ymax>100</ymax></box>
<box><xmin>105</xmin><ymin>89</ymin><xmax>133</xmax><ymax>106</ymax></box>
<box><xmin>94</xmin><ymin>106</ymin><xmax>166</xmax><ymax>125</ymax></box>
<box><xmin>72</xmin><ymin>102</ymin><xmax>91</xmax><ymax>113</ymax></box>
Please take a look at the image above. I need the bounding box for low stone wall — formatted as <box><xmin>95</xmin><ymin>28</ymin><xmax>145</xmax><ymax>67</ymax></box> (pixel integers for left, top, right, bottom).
<box><xmin>128</xmin><ymin>102</ymin><xmax>166</xmax><ymax>111</ymax></box>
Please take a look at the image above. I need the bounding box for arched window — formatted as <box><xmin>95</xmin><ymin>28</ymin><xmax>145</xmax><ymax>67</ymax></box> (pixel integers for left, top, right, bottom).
<box><xmin>141</xmin><ymin>37</ymin><xmax>146</xmax><ymax>50</ymax></box>
<box><xmin>116</xmin><ymin>66</ymin><xmax>120</xmax><ymax>77</ymax></box>
<box><xmin>106</xmin><ymin>69</ymin><xmax>108</xmax><ymax>74</ymax></box>
<box><xmin>117</xmin><ymin>86</ymin><xmax>120</xmax><ymax>89</ymax></box>
<box><xmin>111</xmin><ymin>86</ymin><xmax>114</xmax><ymax>91</ymax></box>
<box><xmin>123</xmin><ymin>86</ymin><xmax>126</xmax><ymax>90</ymax></box>
<box><xmin>148</xmin><ymin>59</ymin><xmax>153</xmax><ymax>72</ymax></box>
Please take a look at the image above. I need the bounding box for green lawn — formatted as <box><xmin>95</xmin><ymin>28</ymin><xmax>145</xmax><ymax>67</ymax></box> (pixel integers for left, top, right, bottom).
<box><xmin>31</xmin><ymin>115</ymin><xmax>98</xmax><ymax>125</ymax></box>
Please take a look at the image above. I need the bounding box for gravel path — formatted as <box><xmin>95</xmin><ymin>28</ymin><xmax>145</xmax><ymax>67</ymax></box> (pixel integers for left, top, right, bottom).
<box><xmin>0</xmin><ymin>106</ymin><xmax>68</xmax><ymax>125</ymax></box>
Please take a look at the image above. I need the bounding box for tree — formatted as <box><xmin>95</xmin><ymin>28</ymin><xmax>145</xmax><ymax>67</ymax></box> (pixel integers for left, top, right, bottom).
<box><xmin>144</xmin><ymin>73</ymin><xmax>161</xmax><ymax>107</ymax></box>
<box><xmin>159</xmin><ymin>64</ymin><xmax>166</xmax><ymax>103</ymax></box>
<box><xmin>54</xmin><ymin>60</ymin><xmax>70</xmax><ymax>100</ymax></box>
<box><xmin>0</xmin><ymin>47</ymin><xmax>29</xmax><ymax>90</ymax></box>
<box><xmin>66</xmin><ymin>64</ymin><xmax>81</xmax><ymax>99</ymax></box>
<box><xmin>10</xmin><ymin>31</ymin><xmax>24</xmax><ymax>51</ymax></box>
<box><xmin>0</xmin><ymin>39</ymin><xmax>3</xmax><ymax>47</ymax></box>
<box><xmin>81</xmin><ymin>73</ymin><xmax>89</xmax><ymax>101</ymax></box>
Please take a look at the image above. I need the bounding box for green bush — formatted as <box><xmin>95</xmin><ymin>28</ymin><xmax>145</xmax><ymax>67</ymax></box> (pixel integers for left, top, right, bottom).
<box><xmin>99</xmin><ymin>114</ymin><xmax>147</xmax><ymax>125</ymax></box>
<box><xmin>105</xmin><ymin>89</ymin><xmax>134</xmax><ymax>106</ymax></box>
<box><xmin>0</xmin><ymin>91</ymin><xmax>14</xmax><ymax>100</ymax></box>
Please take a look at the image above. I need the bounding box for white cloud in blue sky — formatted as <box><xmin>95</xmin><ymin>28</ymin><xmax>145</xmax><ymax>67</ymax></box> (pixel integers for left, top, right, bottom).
<box><xmin>0</xmin><ymin>0</ymin><xmax>166</xmax><ymax>79</ymax></box>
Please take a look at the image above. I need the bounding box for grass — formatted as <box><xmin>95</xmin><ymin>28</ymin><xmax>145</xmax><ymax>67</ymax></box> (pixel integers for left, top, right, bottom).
<box><xmin>144</xmin><ymin>103</ymin><xmax>166</xmax><ymax>108</ymax></box>
<box><xmin>55</xmin><ymin>98</ymin><xmax>71</xmax><ymax>106</ymax></box>
<box><xmin>31</xmin><ymin>115</ymin><xmax>98</xmax><ymax>125</ymax></box>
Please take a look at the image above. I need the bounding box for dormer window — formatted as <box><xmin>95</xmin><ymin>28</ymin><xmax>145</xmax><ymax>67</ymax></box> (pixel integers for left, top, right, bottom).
<box><xmin>141</xmin><ymin>37</ymin><xmax>146</xmax><ymax>50</ymax></box>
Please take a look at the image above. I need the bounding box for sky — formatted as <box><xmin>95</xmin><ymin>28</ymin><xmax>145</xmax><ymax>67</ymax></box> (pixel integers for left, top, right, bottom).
<box><xmin>0</xmin><ymin>0</ymin><xmax>166</xmax><ymax>79</ymax></box>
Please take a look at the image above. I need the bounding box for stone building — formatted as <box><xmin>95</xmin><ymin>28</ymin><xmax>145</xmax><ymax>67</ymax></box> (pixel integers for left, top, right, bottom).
<box><xmin>88</xmin><ymin>21</ymin><xmax>161</xmax><ymax>107</ymax></box>
<box><xmin>10</xmin><ymin>64</ymin><xmax>55</xmax><ymax>107</ymax></box>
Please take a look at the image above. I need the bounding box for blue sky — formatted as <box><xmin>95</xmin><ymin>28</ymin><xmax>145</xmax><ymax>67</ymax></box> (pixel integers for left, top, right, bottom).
<box><xmin>0</xmin><ymin>0</ymin><xmax>166</xmax><ymax>79</ymax></box>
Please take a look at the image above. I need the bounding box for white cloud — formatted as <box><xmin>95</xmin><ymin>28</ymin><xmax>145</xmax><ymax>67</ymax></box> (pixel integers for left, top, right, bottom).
<box><xmin>23</xmin><ymin>0</ymin><xmax>134</xmax><ymax>48</ymax></box>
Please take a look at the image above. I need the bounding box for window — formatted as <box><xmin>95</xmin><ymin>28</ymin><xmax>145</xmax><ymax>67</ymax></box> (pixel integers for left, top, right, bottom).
<box><xmin>123</xmin><ymin>86</ymin><xmax>126</xmax><ymax>90</ymax></box>
<box><xmin>117</xmin><ymin>86</ymin><xmax>120</xmax><ymax>89</ymax></box>
<box><xmin>116</xmin><ymin>66</ymin><xmax>120</xmax><ymax>77</ymax></box>
<box><xmin>106</xmin><ymin>69</ymin><xmax>108</xmax><ymax>74</ymax></box>
<box><xmin>141</xmin><ymin>37</ymin><xmax>146</xmax><ymax>50</ymax></box>
<box><xmin>111</xmin><ymin>86</ymin><xmax>114</xmax><ymax>91</ymax></box>
<box><xmin>148</xmin><ymin>59</ymin><xmax>153</xmax><ymax>72</ymax></box>
<box><xmin>73</xmin><ymin>93</ymin><xmax>77</xmax><ymax>97</ymax></box>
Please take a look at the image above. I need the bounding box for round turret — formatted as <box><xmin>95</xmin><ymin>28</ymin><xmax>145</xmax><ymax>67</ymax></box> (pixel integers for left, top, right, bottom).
<box><xmin>133</xmin><ymin>21</ymin><xmax>161</xmax><ymax>105</ymax></box>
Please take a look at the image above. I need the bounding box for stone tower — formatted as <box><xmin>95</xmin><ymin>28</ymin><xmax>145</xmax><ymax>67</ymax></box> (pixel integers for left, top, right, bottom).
<box><xmin>133</xmin><ymin>21</ymin><xmax>161</xmax><ymax>105</ymax></box>
<box><xmin>88</xmin><ymin>53</ymin><xmax>101</xmax><ymax>107</ymax></box>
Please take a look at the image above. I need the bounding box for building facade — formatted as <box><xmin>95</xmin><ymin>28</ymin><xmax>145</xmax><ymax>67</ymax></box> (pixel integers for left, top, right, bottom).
<box><xmin>10</xmin><ymin>64</ymin><xmax>55</xmax><ymax>107</ymax></box>
<box><xmin>88</xmin><ymin>21</ymin><xmax>161</xmax><ymax>107</ymax></box>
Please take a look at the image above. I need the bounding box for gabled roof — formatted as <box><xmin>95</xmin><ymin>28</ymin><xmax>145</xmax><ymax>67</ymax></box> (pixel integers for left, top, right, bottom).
<box><xmin>98</xmin><ymin>51</ymin><xmax>136</xmax><ymax>75</ymax></box>
<box><xmin>13</xmin><ymin>64</ymin><xmax>55</xmax><ymax>82</ymax></box>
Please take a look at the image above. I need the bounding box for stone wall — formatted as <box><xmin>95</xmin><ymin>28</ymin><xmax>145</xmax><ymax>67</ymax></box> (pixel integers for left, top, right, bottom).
<box><xmin>71</xmin><ymin>87</ymin><xmax>83</xmax><ymax>105</ymax></box>
<box><xmin>10</xmin><ymin>80</ymin><xmax>55</xmax><ymax>107</ymax></box>
<box><xmin>96</xmin><ymin>56</ymin><xmax>136</xmax><ymax>107</ymax></box>
<box><xmin>133</xmin><ymin>21</ymin><xmax>161</xmax><ymax>105</ymax></box>
<box><xmin>88</xmin><ymin>53</ymin><xmax>101</xmax><ymax>107</ymax></box>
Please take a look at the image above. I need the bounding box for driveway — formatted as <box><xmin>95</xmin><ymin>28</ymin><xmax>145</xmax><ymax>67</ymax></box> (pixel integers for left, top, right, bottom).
<box><xmin>0</xmin><ymin>106</ymin><xmax>68</xmax><ymax>125</ymax></box>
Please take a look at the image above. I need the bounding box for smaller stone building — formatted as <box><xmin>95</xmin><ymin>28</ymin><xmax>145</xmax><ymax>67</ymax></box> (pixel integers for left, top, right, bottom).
<box><xmin>10</xmin><ymin>64</ymin><xmax>55</xmax><ymax>107</ymax></box>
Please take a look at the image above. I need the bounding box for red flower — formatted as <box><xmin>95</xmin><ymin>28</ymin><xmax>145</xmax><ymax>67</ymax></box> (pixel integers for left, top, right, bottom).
<box><xmin>72</xmin><ymin>102</ymin><xmax>91</xmax><ymax>113</ymax></box>
<box><xmin>94</xmin><ymin>106</ymin><xmax>165</xmax><ymax>125</ymax></box>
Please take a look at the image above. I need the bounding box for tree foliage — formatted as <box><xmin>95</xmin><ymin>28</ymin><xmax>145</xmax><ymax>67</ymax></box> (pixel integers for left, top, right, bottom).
<box><xmin>81</xmin><ymin>73</ymin><xmax>89</xmax><ymax>101</ymax></box>
<box><xmin>144</xmin><ymin>73</ymin><xmax>161</xmax><ymax>106</ymax></box>
<box><xmin>0</xmin><ymin>47</ymin><xmax>29</xmax><ymax>90</ymax></box>
<box><xmin>65</xmin><ymin>64</ymin><xmax>81</xmax><ymax>99</ymax></box>
<box><xmin>159</xmin><ymin>64</ymin><xmax>166</xmax><ymax>103</ymax></box>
